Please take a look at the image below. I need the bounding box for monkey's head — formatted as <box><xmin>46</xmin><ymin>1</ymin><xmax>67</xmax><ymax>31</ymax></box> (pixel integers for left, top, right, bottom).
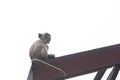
<box><xmin>38</xmin><ymin>33</ymin><xmax>51</xmax><ymax>44</ymax></box>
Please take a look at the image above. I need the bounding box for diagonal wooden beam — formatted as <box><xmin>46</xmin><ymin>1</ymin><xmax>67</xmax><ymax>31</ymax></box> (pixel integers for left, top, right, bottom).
<box><xmin>94</xmin><ymin>68</ymin><xmax>107</xmax><ymax>80</ymax></box>
<box><xmin>31</xmin><ymin>44</ymin><xmax>120</xmax><ymax>80</ymax></box>
<box><xmin>27</xmin><ymin>66</ymin><xmax>33</xmax><ymax>80</ymax></box>
<box><xmin>107</xmin><ymin>65</ymin><xmax>120</xmax><ymax>80</ymax></box>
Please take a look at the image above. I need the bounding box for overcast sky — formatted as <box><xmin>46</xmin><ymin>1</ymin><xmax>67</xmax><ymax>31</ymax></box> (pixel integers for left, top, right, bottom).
<box><xmin>0</xmin><ymin>0</ymin><xmax>120</xmax><ymax>80</ymax></box>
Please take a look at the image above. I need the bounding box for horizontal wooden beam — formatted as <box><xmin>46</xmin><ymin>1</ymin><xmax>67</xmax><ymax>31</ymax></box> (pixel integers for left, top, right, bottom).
<box><xmin>32</xmin><ymin>44</ymin><xmax>120</xmax><ymax>80</ymax></box>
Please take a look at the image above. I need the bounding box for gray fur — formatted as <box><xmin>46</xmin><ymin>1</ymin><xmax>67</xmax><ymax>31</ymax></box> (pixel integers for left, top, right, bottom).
<box><xmin>29</xmin><ymin>33</ymin><xmax>51</xmax><ymax>60</ymax></box>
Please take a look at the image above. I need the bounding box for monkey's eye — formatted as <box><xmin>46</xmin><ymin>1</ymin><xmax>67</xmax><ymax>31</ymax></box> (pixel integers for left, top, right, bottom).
<box><xmin>46</xmin><ymin>36</ymin><xmax>50</xmax><ymax>40</ymax></box>
<box><xmin>45</xmin><ymin>34</ymin><xmax>50</xmax><ymax>38</ymax></box>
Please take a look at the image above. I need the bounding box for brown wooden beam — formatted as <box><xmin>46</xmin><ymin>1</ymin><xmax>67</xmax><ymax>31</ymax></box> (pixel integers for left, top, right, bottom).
<box><xmin>94</xmin><ymin>68</ymin><xmax>107</xmax><ymax>80</ymax></box>
<box><xmin>107</xmin><ymin>65</ymin><xmax>120</xmax><ymax>80</ymax></box>
<box><xmin>32</xmin><ymin>44</ymin><xmax>120</xmax><ymax>80</ymax></box>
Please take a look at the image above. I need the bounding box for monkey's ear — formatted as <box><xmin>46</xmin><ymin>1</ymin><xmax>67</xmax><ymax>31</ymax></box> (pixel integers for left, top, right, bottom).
<box><xmin>38</xmin><ymin>33</ymin><xmax>42</xmax><ymax>38</ymax></box>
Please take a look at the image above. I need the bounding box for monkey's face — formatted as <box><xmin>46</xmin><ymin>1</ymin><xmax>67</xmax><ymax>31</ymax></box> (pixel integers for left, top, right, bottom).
<box><xmin>44</xmin><ymin>33</ymin><xmax>51</xmax><ymax>43</ymax></box>
<box><xmin>39</xmin><ymin>33</ymin><xmax>51</xmax><ymax>44</ymax></box>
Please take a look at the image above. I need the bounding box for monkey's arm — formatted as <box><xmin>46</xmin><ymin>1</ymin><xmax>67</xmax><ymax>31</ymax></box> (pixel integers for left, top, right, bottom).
<box><xmin>39</xmin><ymin>45</ymin><xmax>48</xmax><ymax>60</ymax></box>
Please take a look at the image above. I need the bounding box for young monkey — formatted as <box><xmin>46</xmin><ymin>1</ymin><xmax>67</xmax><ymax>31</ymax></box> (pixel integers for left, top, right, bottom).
<box><xmin>29</xmin><ymin>33</ymin><xmax>51</xmax><ymax>60</ymax></box>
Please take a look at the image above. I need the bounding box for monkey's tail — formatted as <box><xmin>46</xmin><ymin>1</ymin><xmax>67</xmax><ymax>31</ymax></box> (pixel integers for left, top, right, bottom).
<box><xmin>31</xmin><ymin>59</ymin><xmax>67</xmax><ymax>76</ymax></box>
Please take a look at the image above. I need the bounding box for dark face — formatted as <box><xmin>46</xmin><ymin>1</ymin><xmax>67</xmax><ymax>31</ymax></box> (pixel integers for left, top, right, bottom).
<box><xmin>39</xmin><ymin>33</ymin><xmax>51</xmax><ymax>44</ymax></box>
<box><xmin>44</xmin><ymin>33</ymin><xmax>51</xmax><ymax>43</ymax></box>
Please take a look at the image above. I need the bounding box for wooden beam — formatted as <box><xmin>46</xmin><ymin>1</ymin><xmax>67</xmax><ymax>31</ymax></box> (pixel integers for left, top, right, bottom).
<box><xmin>27</xmin><ymin>66</ymin><xmax>33</xmax><ymax>80</ymax></box>
<box><xmin>107</xmin><ymin>65</ymin><xmax>120</xmax><ymax>80</ymax></box>
<box><xmin>32</xmin><ymin>44</ymin><xmax>120</xmax><ymax>80</ymax></box>
<box><xmin>94</xmin><ymin>68</ymin><xmax>107</xmax><ymax>80</ymax></box>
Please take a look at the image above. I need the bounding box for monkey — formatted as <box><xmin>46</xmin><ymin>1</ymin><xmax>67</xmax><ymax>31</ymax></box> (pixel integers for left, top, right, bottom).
<box><xmin>29</xmin><ymin>33</ymin><xmax>51</xmax><ymax>60</ymax></box>
<box><xmin>29</xmin><ymin>33</ymin><xmax>66</xmax><ymax>79</ymax></box>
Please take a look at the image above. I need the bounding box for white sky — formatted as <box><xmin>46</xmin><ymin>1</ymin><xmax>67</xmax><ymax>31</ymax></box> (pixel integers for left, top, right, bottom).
<box><xmin>0</xmin><ymin>0</ymin><xmax>120</xmax><ymax>80</ymax></box>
